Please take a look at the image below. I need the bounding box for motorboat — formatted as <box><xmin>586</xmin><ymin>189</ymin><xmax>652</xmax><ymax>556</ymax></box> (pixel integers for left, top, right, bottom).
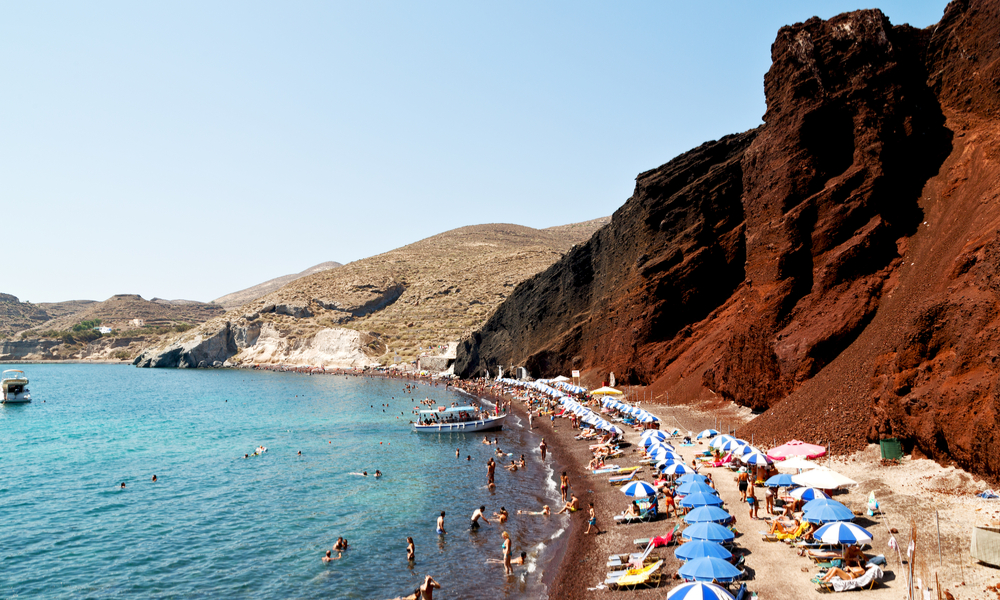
<box><xmin>1</xmin><ymin>369</ymin><xmax>31</xmax><ymax>404</ymax></box>
<box><xmin>412</xmin><ymin>405</ymin><xmax>505</xmax><ymax>433</ymax></box>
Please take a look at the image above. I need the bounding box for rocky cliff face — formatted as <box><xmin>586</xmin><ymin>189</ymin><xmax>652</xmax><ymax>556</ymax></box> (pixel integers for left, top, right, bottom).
<box><xmin>457</xmin><ymin>1</ymin><xmax>1000</xmax><ymax>480</ymax></box>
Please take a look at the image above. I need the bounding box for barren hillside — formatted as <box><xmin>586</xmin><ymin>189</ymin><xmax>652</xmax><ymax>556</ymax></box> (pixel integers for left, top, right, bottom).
<box><xmin>134</xmin><ymin>219</ymin><xmax>609</xmax><ymax>368</ymax></box>
<box><xmin>212</xmin><ymin>261</ymin><xmax>343</xmax><ymax>309</ymax></box>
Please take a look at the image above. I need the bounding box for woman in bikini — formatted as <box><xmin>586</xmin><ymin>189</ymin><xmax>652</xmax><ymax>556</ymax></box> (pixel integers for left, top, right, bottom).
<box><xmin>501</xmin><ymin>531</ymin><xmax>513</xmax><ymax>575</ymax></box>
<box><xmin>560</xmin><ymin>472</ymin><xmax>569</xmax><ymax>502</ymax></box>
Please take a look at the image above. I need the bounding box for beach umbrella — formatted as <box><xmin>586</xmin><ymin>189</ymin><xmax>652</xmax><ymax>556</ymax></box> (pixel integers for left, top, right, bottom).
<box><xmin>642</xmin><ymin>430</ymin><xmax>668</xmax><ymax>444</ymax></box>
<box><xmin>590</xmin><ymin>386</ymin><xmax>623</xmax><ymax>396</ymax></box>
<box><xmin>681</xmin><ymin>522</ymin><xmax>735</xmax><ymax>544</ymax></box>
<box><xmin>674</xmin><ymin>540</ymin><xmax>732</xmax><ymax>562</ymax></box>
<box><xmin>666</xmin><ymin>582</ymin><xmax>735</xmax><ymax>600</ymax></box>
<box><xmin>764</xmin><ymin>474</ymin><xmax>796</xmax><ymax>488</ymax></box>
<box><xmin>677</xmin><ymin>556</ymin><xmax>743</xmax><ymax>583</ymax></box>
<box><xmin>679</xmin><ymin>492</ymin><xmax>725</xmax><ymax>508</ymax></box>
<box><xmin>775</xmin><ymin>456</ymin><xmax>821</xmax><ymax>472</ymax></box>
<box><xmin>767</xmin><ymin>439</ymin><xmax>827</xmax><ymax>460</ymax></box>
<box><xmin>803</xmin><ymin>499</ymin><xmax>854</xmax><ymax>523</ymax></box>
<box><xmin>660</xmin><ymin>462</ymin><xmax>691</xmax><ymax>475</ymax></box>
<box><xmin>737</xmin><ymin>445</ymin><xmax>759</xmax><ymax>456</ymax></box>
<box><xmin>718</xmin><ymin>439</ymin><xmax>745</xmax><ymax>453</ymax></box>
<box><xmin>609</xmin><ymin>425</ymin><xmax>624</xmax><ymax>435</ymax></box>
<box><xmin>677</xmin><ymin>473</ymin><xmax>708</xmax><ymax>484</ymax></box>
<box><xmin>621</xmin><ymin>480</ymin><xmax>658</xmax><ymax>498</ymax></box>
<box><xmin>709</xmin><ymin>435</ymin><xmax>735</xmax><ymax>449</ymax></box>
<box><xmin>789</xmin><ymin>487</ymin><xmax>829</xmax><ymax>501</ymax></box>
<box><xmin>792</xmin><ymin>467</ymin><xmax>857</xmax><ymax>489</ymax></box>
<box><xmin>683</xmin><ymin>506</ymin><xmax>733</xmax><ymax>524</ymax></box>
<box><xmin>648</xmin><ymin>448</ymin><xmax>679</xmax><ymax>462</ymax></box>
<box><xmin>676</xmin><ymin>481</ymin><xmax>718</xmax><ymax>496</ymax></box>
<box><xmin>813</xmin><ymin>522</ymin><xmax>874</xmax><ymax>545</ymax></box>
<box><xmin>743</xmin><ymin>451</ymin><xmax>773</xmax><ymax>466</ymax></box>
<box><xmin>639</xmin><ymin>413</ymin><xmax>659</xmax><ymax>423</ymax></box>
<box><xmin>696</xmin><ymin>429</ymin><xmax>719</xmax><ymax>439</ymax></box>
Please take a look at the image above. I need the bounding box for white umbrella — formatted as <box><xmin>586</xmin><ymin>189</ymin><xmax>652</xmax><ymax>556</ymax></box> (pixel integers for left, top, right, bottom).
<box><xmin>775</xmin><ymin>456</ymin><xmax>822</xmax><ymax>472</ymax></box>
<box><xmin>792</xmin><ymin>467</ymin><xmax>857</xmax><ymax>489</ymax></box>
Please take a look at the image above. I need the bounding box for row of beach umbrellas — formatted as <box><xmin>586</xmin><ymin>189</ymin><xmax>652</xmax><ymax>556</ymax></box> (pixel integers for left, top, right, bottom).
<box><xmin>601</xmin><ymin>396</ymin><xmax>660</xmax><ymax>423</ymax></box>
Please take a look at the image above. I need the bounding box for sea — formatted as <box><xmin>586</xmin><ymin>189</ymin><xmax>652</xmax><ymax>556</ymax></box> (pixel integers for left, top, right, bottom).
<box><xmin>0</xmin><ymin>364</ymin><xmax>566</xmax><ymax>599</ymax></box>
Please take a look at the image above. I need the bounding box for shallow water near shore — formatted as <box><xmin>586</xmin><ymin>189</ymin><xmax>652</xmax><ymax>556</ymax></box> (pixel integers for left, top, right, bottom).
<box><xmin>0</xmin><ymin>364</ymin><xmax>563</xmax><ymax>599</ymax></box>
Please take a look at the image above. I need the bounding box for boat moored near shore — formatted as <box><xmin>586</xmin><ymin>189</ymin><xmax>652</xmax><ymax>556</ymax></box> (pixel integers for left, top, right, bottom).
<box><xmin>1</xmin><ymin>369</ymin><xmax>31</xmax><ymax>404</ymax></box>
<box><xmin>412</xmin><ymin>405</ymin><xmax>505</xmax><ymax>433</ymax></box>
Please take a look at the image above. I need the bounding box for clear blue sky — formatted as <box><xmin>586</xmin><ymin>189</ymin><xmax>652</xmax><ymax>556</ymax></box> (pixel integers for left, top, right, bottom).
<box><xmin>2</xmin><ymin>1</ymin><xmax>947</xmax><ymax>303</ymax></box>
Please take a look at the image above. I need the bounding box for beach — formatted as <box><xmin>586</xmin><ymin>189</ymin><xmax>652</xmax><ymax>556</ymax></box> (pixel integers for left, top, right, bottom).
<box><xmin>480</xmin><ymin>381</ymin><xmax>1000</xmax><ymax>600</ymax></box>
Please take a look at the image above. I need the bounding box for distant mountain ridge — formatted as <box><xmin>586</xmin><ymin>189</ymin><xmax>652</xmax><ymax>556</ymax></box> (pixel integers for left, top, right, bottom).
<box><xmin>212</xmin><ymin>262</ymin><xmax>343</xmax><ymax>309</ymax></box>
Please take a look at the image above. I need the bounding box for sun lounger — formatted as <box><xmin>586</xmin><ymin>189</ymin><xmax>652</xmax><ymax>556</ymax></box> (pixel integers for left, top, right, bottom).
<box><xmin>816</xmin><ymin>566</ymin><xmax>884</xmax><ymax>593</ymax></box>
<box><xmin>607</xmin><ymin>540</ymin><xmax>656</xmax><ymax>568</ymax></box>
<box><xmin>633</xmin><ymin>523</ymin><xmax>682</xmax><ymax>548</ymax></box>
<box><xmin>606</xmin><ymin>559</ymin><xmax>664</xmax><ymax>590</ymax></box>
<box><xmin>608</xmin><ymin>472</ymin><xmax>638</xmax><ymax>485</ymax></box>
<box><xmin>734</xmin><ymin>583</ymin><xmax>747</xmax><ymax>600</ymax></box>
<box><xmin>614</xmin><ymin>498</ymin><xmax>659</xmax><ymax>524</ymax></box>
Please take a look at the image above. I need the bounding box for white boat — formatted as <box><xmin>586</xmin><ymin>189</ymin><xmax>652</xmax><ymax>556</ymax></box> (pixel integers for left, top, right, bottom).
<box><xmin>1</xmin><ymin>369</ymin><xmax>31</xmax><ymax>404</ymax></box>
<box><xmin>412</xmin><ymin>405</ymin><xmax>505</xmax><ymax>433</ymax></box>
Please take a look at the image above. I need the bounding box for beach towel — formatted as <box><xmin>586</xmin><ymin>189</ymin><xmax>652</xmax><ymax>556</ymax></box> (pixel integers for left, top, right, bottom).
<box><xmin>825</xmin><ymin>565</ymin><xmax>884</xmax><ymax>592</ymax></box>
<box><xmin>978</xmin><ymin>489</ymin><xmax>1000</xmax><ymax>499</ymax></box>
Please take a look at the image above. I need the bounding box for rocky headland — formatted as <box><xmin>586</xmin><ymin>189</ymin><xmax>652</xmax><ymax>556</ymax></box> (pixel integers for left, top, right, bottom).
<box><xmin>456</xmin><ymin>0</ymin><xmax>1000</xmax><ymax>481</ymax></box>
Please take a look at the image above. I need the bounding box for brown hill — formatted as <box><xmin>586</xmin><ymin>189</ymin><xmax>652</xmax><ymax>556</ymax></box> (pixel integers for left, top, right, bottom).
<box><xmin>212</xmin><ymin>261</ymin><xmax>343</xmax><ymax>309</ymax></box>
<box><xmin>455</xmin><ymin>1</ymin><xmax>1000</xmax><ymax>481</ymax></box>
<box><xmin>33</xmin><ymin>294</ymin><xmax>225</xmax><ymax>333</ymax></box>
<box><xmin>0</xmin><ymin>294</ymin><xmax>51</xmax><ymax>337</ymax></box>
<box><xmin>134</xmin><ymin>219</ymin><xmax>609</xmax><ymax>368</ymax></box>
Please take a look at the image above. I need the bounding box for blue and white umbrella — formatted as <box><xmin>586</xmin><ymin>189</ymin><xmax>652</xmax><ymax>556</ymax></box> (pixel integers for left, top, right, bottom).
<box><xmin>709</xmin><ymin>435</ymin><xmax>735</xmax><ymax>449</ymax></box>
<box><xmin>683</xmin><ymin>506</ymin><xmax>732</xmax><ymax>524</ymax></box>
<box><xmin>660</xmin><ymin>462</ymin><xmax>691</xmax><ymax>475</ymax></box>
<box><xmin>674</xmin><ymin>540</ymin><xmax>733</xmax><ymax>562</ymax></box>
<box><xmin>677</xmin><ymin>473</ymin><xmax>708</xmax><ymax>484</ymax></box>
<box><xmin>642</xmin><ymin>430</ymin><xmax>668</xmax><ymax>445</ymax></box>
<box><xmin>666</xmin><ymin>582</ymin><xmax>735</xmax><ymax>600</ymax></box>
<box><xmin>743</xmin><ymin>451</ymin><xmax>773</xmax><ymax>466</ymax></box>
<box><xmin>813</xmin><ymin>522</ymin><xmax>874</xmax><ymax>545</ymax></box>
<box><xmin>655</xmin><ymin>459</ymin><xmax>682</xmax><ymax>471</ymax></box>
<box><xmin>803</xmin><ymin>499</ymin><xmax>854</xmax><ymax>523</ymax></box>
<box><xmin>677</xmin><ymin>556</ymin><xmax>742</xmax><ymax>583</ymax></box>
<box><xmin>737</xmin><ymin>445</ymin><xmax>759</xmax><ymax>456</ymax></box>
<box><xmin>764</xmin><ymin>474</ymin><xmax>795</xmax><ymax>488</ymax></box>
<box><xmin>679</xmin><ymin>492</ymin><xmax>725</xmax><ymax>508</ymax></box>
<box><xmin>681</xmin><ymin>522</ymin><xmax>735</xmax><ymax>544</ymax></box>
<box><xmin>789</xmin><ymin>487</ymin><xmax>829</xmax><ymax>501</ymax></box>
<box><xmin>696</xmin><ymin>429</ymin><xmax>719</xmax><ymax>439</ymax></box>
<box><xmin>676</xmin><ymin>481</ymin><xmax>718</xmax><ymax>496</ymax></box>
<box><xmin>719</xmin><ymin>439</ymin><xmax>746</xmax><ymax>453</ymax></box>
<box><xmin>621</xmin><ymin>480</ymin><xmax>658</xmax><ymax>498</ymax></box>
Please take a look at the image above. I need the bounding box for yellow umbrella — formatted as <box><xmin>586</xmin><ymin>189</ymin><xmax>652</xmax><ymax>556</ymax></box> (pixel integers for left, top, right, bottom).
<box><xmin>590</xmin><ymin>386</ymin><xmax>623</xmax><ymax>396</ymax></box>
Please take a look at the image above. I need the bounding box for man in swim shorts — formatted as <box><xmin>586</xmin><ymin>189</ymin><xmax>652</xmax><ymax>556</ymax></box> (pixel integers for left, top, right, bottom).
<box><xmin>585</xmin><ymin>502</ymin><xmax>602</xmax><ymax>534</ymax></box>
<box><xmin>556</xmin><ymin>495</ymin><xmax>579</xmax><ymax>514</ymax></box>
<box><xmin>436</xmin><ymin>511</ymin><xmax>446</xmax><ymax>534</ymax></box>
<box><xmin>470</xmin><ymin>506</ymin><xmax>491</xmax><ymax>530</ymax></box>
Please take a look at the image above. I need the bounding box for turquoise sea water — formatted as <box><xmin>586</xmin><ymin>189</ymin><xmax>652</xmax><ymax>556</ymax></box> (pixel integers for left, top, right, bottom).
<box><xmin>1</xmin><ymin>364</ymin><xmax>564</xmax><ymax>599</ymax></box>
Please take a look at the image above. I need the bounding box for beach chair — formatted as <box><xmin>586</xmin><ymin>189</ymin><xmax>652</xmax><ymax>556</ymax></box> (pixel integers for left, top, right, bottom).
<box><xmin>614</xmin><ymin>498</ymin><xmax>658</xmax><ymax>524</ymax></box>
<box><xmin>609</xmin><ymin>472</ymin><xmax>638</xmax><ymax>486</ymax></box>
<box><xmin>734</xmin><ymin>583</ymin><xmax>747</xmax><ymax>600</ymax></box>
<box><xmin>633</xmin><ymin>523</ymin><xmax>682</xmax><ymax>548</ymax></box>
<box><xmin>816</xmin><ymin>566</ymin><xmax>884</xmax><ymax>593</ymax></box>
<box><xmin>605</xmin><ymin>559</ymin><xmax>664</xmax><ymax>590</ymax></box>
<box><xmin>607</xmin><ymin>540</ymin><xmax>656</xmax><ymax>568</ymax></box>
<box><xmin>776</xmin><ymin>521</ymin><xmax>811</xmax><ymax>542</ymax></box>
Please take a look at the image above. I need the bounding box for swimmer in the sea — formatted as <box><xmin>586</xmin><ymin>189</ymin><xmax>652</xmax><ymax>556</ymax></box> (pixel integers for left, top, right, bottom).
<box><xmin>517</xmin><ymin>505</ymin><xmax>550</xmax><ymax>516</ymax></box>
<box><xmin>120</xmin><ymin>482</ymin><xmax>126</xmax><ymax>489</ymax></box>
<box><xmin>406</xmin><ymin>536</ymin><xmax>415</xmax><ymax>562</ymax></box>
<box><xmin>322</xmin><ymin>549</ymin><xmax>341</xmax><ymax>562</ymax></box>
<box><xmin>151</xmin><ymin>475</ymin><xmax>157</xmax><ymax>482</ymax></box>
<box><xmin>374</xmin><ymin>470</ymin><xmax>382</xmax><ymax>478</ymax></box>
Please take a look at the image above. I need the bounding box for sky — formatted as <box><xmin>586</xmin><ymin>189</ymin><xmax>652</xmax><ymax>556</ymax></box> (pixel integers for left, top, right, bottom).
<box><xmin>2</xmin><ymin>1</ymin><xmax>948</xmax><ymax>303</ymax></box>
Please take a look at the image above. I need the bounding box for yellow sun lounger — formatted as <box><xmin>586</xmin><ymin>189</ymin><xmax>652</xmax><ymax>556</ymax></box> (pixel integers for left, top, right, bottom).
<box><xmin>607</xmin><ymin>559</ymin><xmax>664</xmax><ymax>590</ymax></box>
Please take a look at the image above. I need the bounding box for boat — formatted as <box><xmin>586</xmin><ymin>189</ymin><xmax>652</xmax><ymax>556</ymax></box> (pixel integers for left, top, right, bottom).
<box><xmin>412</xmin><ymin>405</ymin><xmax>505</xmax><ymax>433</ymax></box>
<box><xmin>1</xmin><ymin>369</ymin><xmax>31</xmax><ymax>404</ymax></box>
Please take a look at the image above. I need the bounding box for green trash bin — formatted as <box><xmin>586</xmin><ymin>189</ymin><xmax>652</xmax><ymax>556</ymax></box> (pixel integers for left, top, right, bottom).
<box><xmin>880</xmin><ymin>438</ymin><xmax>903</xmax><ymax>460</ymax></box>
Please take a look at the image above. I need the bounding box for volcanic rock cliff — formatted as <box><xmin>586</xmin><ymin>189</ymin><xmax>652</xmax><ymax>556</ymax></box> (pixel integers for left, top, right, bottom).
<box><xmin>456</xmin><ymin>1</ymin><xmax>1000</xmax><ymax>480</ymax></box>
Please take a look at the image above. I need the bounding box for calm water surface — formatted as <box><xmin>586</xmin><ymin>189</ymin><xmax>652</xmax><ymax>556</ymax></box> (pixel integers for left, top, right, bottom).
<box><xmin>0</xmin><ymin>364</ymin><xmax>564</xmax><ymax>599</ymax></box>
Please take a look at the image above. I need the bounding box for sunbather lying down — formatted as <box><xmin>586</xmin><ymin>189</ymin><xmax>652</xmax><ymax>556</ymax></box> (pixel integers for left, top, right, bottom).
<box><xmin>820</xmin><ymin>566</ymin><xmax>866</xmax><ymax>582</ymax></box>
<box><xmin>768</xmin><ymin>518</ymin><xmax>799</xmax><ymax>535</ymax></box>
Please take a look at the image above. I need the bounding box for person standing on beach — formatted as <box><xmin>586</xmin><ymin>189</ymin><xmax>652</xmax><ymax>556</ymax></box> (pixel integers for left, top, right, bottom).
<box><xmin>747</xmin><ymin>485</ymin><xmax>759</xmax><ymax>520</ymax></box>
<box><xmin>584</xmin><ymin>502</ymin><xmax>602</xmax><ymax>535</ymax></box>
<box><xmin>539</xmin><ymin>439</ymin><xmax>547</xmax><ymax>460</ymax></box>
<box><xmin>737</xmin><ymin>467</ymin><xmax>750</xmax><ymax>502</ymax></box>
<box><xmin>436</xmin><ymin>511</ymin><xmax>446</xmax><ymax>534</ymax></box>
<box><xmin>560</xmin><ymin>472</ymin><xmax>569</xmax><ymax>502</ymax></box>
